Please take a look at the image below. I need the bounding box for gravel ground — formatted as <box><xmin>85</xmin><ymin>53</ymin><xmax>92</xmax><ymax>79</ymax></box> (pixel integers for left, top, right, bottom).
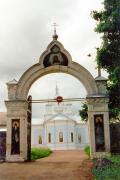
<box><xmin>0</xmin><ymin>150</ymin><xmax>93</xmax><ymax>180</ymax></box>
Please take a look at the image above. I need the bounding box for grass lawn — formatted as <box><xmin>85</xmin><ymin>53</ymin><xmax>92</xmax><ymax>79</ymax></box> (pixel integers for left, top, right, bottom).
<box><xmin>92</xmin><ymin>155</ymin><xmax>120</xmax><ymax>180</ymax></box>
<box><xmin>31</xmin><ymin>147</ymin><xmax>52</xmax><ymax>160</ymax></box>
<box><xmin>84</xmin><ymin>145</ymin><xmax>90</xmax><ymax>159</ymax></box>
<box><xmin>84</xmin><ymin>146</ymin><xmax>120</xmax><ymax>179</ymax></box>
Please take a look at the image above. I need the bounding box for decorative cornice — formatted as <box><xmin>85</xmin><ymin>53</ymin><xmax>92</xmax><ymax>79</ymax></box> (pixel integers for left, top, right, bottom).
<box><xmin>5</xmin><ymin>100</ymin><xmax>28</xmax><ymax>109</ymax></box>
<box><xmin>86</xmin><ymin>96</ymin><xmax>109</xmax><ymax>103</ymax></box>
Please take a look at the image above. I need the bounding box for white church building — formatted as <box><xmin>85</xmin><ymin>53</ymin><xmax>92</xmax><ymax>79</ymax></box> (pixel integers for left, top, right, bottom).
<box><xmin>31</xmin><ymin>86</ymin><xmax>90</xmax><ymax>150</ymax></box>
<box><xmin>0</xmin><ymin>85</ymin><xmax>90</xmax><ymax>151</ymax></box>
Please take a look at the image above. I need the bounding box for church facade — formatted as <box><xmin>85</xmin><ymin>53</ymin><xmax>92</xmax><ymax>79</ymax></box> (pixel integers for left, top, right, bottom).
<box><xmin>31</xmin><ymin>87</ymin><xmax>90</xmax><ymax>150</ymax></box>
<box><xmin>32</xmin><ymin>119</ymin><xmax>89</xmax><ymax>150</ymax></box>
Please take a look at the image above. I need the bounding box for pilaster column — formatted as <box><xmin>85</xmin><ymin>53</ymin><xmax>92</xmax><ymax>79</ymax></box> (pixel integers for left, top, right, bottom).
<box><xmin>5</xmin><ymin>100</ymin><xmax>28</xmax><ymax>162</ymax></box>
<box><xmin>87</xmin><ymin>96</ymin><xmax>110</xmax><ymax>158</ymax></box>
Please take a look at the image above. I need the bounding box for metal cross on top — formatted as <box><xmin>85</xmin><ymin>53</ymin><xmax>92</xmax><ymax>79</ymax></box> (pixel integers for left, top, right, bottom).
<box><xmin>52</xmin><ymin>22</ymin><xmax>58</xmax><ymax>35</ymax></box>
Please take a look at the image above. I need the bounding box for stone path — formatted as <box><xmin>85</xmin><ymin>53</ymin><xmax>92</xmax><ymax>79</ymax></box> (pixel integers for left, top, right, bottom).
<box><xmin>0</xmin><ymin>150</ymin><xmax>93</xmax><ymax>180</ymax></box>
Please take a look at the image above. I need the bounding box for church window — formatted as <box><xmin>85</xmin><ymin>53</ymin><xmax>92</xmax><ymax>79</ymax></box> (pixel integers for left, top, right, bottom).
<box><xmin>48</xmin><ymin>133</ymin><xmax>51</xmax><ymax>143</ymax></box>
<box><xmin>59</xmin><ymin>132</ymin><xmax>63</xmax><ymax>142</ymax></box>
<box><xmin>38</xmin><ymin>135</ymin><xmax>42</xmax><ymax>144</ymax></box>
<box><xmin>78</xmin><ymin>134</ymin><xmax>81</xmax><ymax>143</ymax></box>
<box><xmin>71</xmin><ymin>132</ymin><xmax>74</xmax><ymax>142</ymax></box>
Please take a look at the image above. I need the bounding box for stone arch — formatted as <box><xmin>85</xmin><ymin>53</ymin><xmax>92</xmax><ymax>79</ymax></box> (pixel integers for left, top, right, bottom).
<box><xmin>16</xmin><ymin>62</ymin><xmax>98</xmax><ymax>99</ymax></box>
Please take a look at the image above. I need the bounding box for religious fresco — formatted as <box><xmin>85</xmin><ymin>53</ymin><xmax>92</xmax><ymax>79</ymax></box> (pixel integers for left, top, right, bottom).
<box><xmin>43</xmin><ymin>45</ymin><xmax>68</xmax><ymax>67</ymax></box>
<box><xmin>0</xmin><ymin>131</ymin><xmax>6</xmax><ymax>160</ymax></box>
<box><xmin>11</xmin><ymin>119</ymin><xmax>20</xmax><ymax>154</ymax></box>
<box><xmin>94</xmin><ymin>114</ymin><xmax>105</xmax><ymax>152</ymax></box>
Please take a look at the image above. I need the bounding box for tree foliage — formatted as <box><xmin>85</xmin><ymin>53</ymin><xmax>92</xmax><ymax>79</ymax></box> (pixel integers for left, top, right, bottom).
<box><xmin>79</xmin><ymin>0</ymin><xmax>120</xmax><ymax>121</ymax></box>
<box><xmin>92</xmin><ymin>0</ymin><xmax>120</xmax><ymax>118</ymax></box>
<box><xmin>79</xmin><ymin>104</ymin><xmax>88</xmax><ymax>122</ymax></box>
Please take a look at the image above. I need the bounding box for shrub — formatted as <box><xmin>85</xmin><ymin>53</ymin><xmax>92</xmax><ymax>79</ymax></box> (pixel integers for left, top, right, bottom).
<box><xmin>31</xmin><ymin>147</ymin><xmax>52</xmax><ymax>160</ymax></box>
<box><xmin>92</xmin><ymin>155</ymin><xmax>120</xmax><ymax>180</ymax></box>
<box><xmin>84</xmin><ymin>145</ymin><xmax>90</xmax><ymax>159</ymax></box>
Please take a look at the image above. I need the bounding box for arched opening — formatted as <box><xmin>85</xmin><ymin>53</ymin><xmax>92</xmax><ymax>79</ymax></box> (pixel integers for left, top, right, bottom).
<box><xmin>48</xmin><ymin>133</ymin><xmax>51</xmax><ymax>143</ymax></box>
<box><xmin>29</xmin><ymin>73</ymin><xmax>89</xmax><ymax>151</ymax></box>
<box><xmin>16</xmin><ymin>64</ymin><xmax>98</xmax><ymax>99</ymax></box>
<box><xmin>59</xmin><ymin>132</ymin><xmax>63</xmax><ymax>143</ymax></box>
<box><xmin>38</xmin><ymin>135</ymin><xmax>42</xmax><ymax>144</ymax></box>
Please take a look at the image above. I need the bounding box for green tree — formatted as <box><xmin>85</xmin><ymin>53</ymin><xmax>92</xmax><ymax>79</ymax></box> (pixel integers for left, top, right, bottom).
<box><xmin>79</xmin><ymin>104</ymin><xmax>88</xmax><ymax>122</ymax></box>
<box><xmin>92</xmin><ymin>0</ymin><xmax>120</xmax><ymax>119</ymax></box>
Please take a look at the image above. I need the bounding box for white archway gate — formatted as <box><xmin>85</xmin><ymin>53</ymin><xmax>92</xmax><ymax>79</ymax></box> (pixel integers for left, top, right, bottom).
<box><xmin>5</xmin><ymin>35</ymin><xmax>110</xmax><ymax>162</ymax></box>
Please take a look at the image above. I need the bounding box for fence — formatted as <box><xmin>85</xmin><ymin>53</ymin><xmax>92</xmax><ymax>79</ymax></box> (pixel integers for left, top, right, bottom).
<box><xmin>110</xmin><ymin>123</ymin><xmax>120</xmax><ymax>154</ymax></box>
<box><xmin>0</xmin><ymin>131</ymin><xmax>6</xmax><ymax>161</ymax></box>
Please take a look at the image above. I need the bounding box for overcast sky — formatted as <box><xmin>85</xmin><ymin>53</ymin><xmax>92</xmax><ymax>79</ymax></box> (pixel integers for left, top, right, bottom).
<box><xmin>0</xmin><ymin>0</ymin><xmax>104</xmax><ymax>122</ymax></box>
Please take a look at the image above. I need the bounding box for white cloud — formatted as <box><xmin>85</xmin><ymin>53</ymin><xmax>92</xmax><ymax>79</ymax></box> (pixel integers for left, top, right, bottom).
<box><xmin>0</xmin><ymin>0</ymin><xmax>106</xmax><ymax>118</ymax></box>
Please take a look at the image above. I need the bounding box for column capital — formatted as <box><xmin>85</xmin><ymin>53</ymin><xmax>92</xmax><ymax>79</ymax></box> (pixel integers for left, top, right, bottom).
<box><xmin>5</xmin><ymin>100</ymin><xmax>28</xmax><ymax>118</ymax></box>
<box><xmin>86</xmin><ymin>96</ymin><xmax>109</xmax><ymax>104</ymax></box>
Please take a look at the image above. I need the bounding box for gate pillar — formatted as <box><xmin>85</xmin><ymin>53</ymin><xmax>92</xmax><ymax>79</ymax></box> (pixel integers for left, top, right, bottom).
<box><xmin>5</xmin><ymin>100</ymin><xmax>28</xmax><ymax>162</ymax></box>
<box><xmin>87</xmin><ymin>96</ymin><xmax>110</xmax><ymax>158</ymax></box>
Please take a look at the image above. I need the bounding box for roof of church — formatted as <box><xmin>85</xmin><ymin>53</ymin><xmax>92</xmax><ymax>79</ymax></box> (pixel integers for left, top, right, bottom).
<box><xmin>0</xmin><ymin>112</ymin><xmax>7</xmax><ymax>125</ymax></box>
<box><xmin>45</xmin><ymin>113</ymin><xmax>76</xmax><ymax>123</ymax></box>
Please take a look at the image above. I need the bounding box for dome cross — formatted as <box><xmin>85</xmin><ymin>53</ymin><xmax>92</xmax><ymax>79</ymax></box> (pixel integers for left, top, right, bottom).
<box><xmin>52</xmin><ymin>22</ymin><xmax>59</xmax><ymax>40</ymax></box>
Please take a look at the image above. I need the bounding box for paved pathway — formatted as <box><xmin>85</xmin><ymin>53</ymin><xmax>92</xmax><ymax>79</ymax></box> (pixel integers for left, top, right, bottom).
<box><xmin>0</xmin><ymin>150</ymin><xmax>93</xmax><ymax>180</ymax></box>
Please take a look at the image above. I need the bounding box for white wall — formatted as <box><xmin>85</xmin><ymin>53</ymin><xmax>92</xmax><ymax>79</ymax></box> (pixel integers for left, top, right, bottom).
<box><xmin>31</xmin><ymin>121</ymin><xmax>90</xmax><ymax>150</ymax></box>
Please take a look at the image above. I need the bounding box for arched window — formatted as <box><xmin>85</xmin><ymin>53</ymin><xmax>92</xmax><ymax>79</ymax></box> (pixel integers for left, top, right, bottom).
<box><xmin>78</xmin><ymin>134</ymin><xmax>81</xmax><ymax>143</ymax></box>
<box><xmin>48</xmin><ymin>133</ymin><xmax>51</xmax><ymax>143</ymax></box>
<box><xmin>71</xmin><ymin>132</ymin><xmax>74</xmax><ymax>142</ymax></box>
<box><xmin>38</xmin><ymin>135</ymin><xmax>42</xmax><ymax>144</ymax></box>
<box><xmin>59</xmin><ymin>132</ymin><xmax>63</xmax><ymax>142</ymax></box>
